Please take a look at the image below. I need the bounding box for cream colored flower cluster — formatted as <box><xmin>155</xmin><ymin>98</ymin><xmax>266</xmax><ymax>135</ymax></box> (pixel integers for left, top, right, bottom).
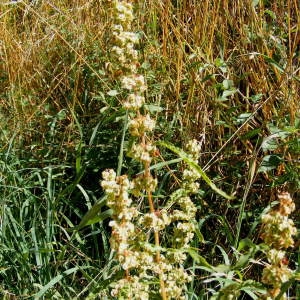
<box><xmin>261</xmin><ymin>192</ymin><xmax>297</xmax><ymax>299</ymax></box>
<box><xmin>103</xmin><ymin>1</ymin><xmax>160</xmax><ymax>298</ymax></box>
<box><xmin>111</xmin><ymin>276</ymin><xmax>149</xmax><ymax>300</ymax></box>
<box><xmin>156</xmin><ymin>139</ymin><xmax>201</xmax><ymax>299</ymax></box>
<box><xmin>101</xmin><ymin>1</ymin><xmax>201</xmax><ymax>299</ymax></box>
<box><xmin>261</xmin><ymin>193</ymin><xmax>296</xmax><ymax>249</ymax></box>
<box><xmin>111</xmin><ymin>0</ymin><xmax>157</xmax><ymax>168</ymax></box>
<box><xmin>101</xmin><ymin>169</ymin><xmax>139</xmax><ymax>271</ymax></box>
<box><xmin>111</xmin><ymin>1</ymin><xmax>146</xmax><ymax>110</ymax></box>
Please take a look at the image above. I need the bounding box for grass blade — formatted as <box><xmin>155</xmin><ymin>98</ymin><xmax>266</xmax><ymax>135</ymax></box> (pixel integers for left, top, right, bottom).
<box><xmin>34</xmin><ymin>266</ymin><xmax>90</xmax><ymax>299</ymax></box>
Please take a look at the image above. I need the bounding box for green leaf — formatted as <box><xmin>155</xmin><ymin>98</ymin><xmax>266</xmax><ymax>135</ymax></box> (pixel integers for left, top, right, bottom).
<box><xmin>58</xmin><ymin>167</ymin><xmax>86</xmax><ymax>199</ymax></box>
<box><xmin>143</xmin><ymin>104</ymin><xmax>164</xmax><ymax>113</ymax></box>
<box><xmin>222</xmin><ymin>79</ymin><xmax>234</xmax><ymax>90</ymax></box>
<box><xmin>215</xmin><ymin>58</ymin><xmax>227</xmax><ymax>72</ymax></box>
<box><xmin>216</xmin><ymin>245</ymin><xmax>230</xmax><ymax>265</ymax></box>
<box><xmin>250</xmin><ymin>93</ymin><xmax>263</xmax><ymax>103</ymax></box>
<box><xmin>261</xmin><ymin>54</ymin><xmax>284</xmax><ymax>73</ymax></box>
<box><xmin>233</xmin><ymin>253</ymin><xmax>252</xmax><ymax>270</ymax></box>
<box><xmin>158</xmin><ymin>141</ymin><xmax>234</xmax><ymax>200</ymax></box>
<box><xmin>295</xmin><ymin>271</ymin><xmax>300</xmax><ymax>281</ymax></box>
<box><xmin>213</xmin><ymin>264</ymin><xmax>231</xmax><ymax>273</ymax></box>
<box><xmin>261</xmin><ymin>137</ymin><xmax>278</xmax><ymax>151</ymax></box>
<box><xmin>235</xmin><ymin>113</ymin><xmax>252</xmax><ymax>124</ymax></box>
<box><xmin>34</xmin><ymin>267</ymin><xmax>90</xmax><ymax>299</ymax></box>
<box><xmin>71</xmin><ymin>196</ymin><xmax>113</xmax><ymax>231</ymax></box>
<box><xmin>241</xmin><ymin>280</ymin><xmax>267</xmax><ymax>296</ymax></box>
<box><xmin>258</xmin><ymin>155</ymin><xmax>282</xmax><ymax>172</ymax></box>
<box><xmin>107</xmin><ymin>90</ymin><xmax>119</xmax><ymax>96</ymax></box>
<box><xmin>237</xmin><ymin>238</ymin><xmax>256</xmax><ymax>251</ymax></box>
<box><xmin>274</xmin><ymin>278</ymin><xmax>296</xmax><ymax>300</ymax></box>
<box><xmin>217</xmin><ymin>89</ymin><xmax>237</xmax><ymax>101</ymax></box>
<box><xmin>57</xmin><ymin>109</ymin><xmax>67</xmax><ymax>120</ymax></box>
<box><xmin>148</xmin><ymin>158</ymin><xmax>183</xmax><ymax>171</ymax></box>
<box><xmin>194</xmin><ymin>224</ymin><xmax>205</xmax><ymax>243</ymax></box>
<box><xmin>215</xmin><ymin>120</ymin><xmax>226</xmax><ymax>126</ymax></box>
<box><xmin>186</xmin><ymin>248</ymin><xmax>213</xmax><ymax>269</ymax></box>
<box><xmin>77</xmin><ymin>208</ymin><xmax>112</xmax><ymax>231</ymax></box>
<box><xmin>268</xmin><ymin>124</ymin><xmax>291</xmax><ymax>138</ymax></box>
<box><xmin>241</xmin><ymin>128</ymin><xmax>261</xmax><ymax>140</ymax></box>
<box><xmin>264</xmin><ymin>9</ymin><xmax>276</xmax><ymax>20</ymax></box>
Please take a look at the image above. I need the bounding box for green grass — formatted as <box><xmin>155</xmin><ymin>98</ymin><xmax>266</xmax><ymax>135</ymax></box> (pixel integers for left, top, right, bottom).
<box><xmin>0</xmin><ymin>0</ymin><xmax>299</xmax><ymax>299</ymax></box>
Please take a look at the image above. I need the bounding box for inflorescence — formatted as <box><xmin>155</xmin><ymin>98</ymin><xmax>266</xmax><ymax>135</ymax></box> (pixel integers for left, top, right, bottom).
<box><xmin>100</xmin><ymin>1</ymin><xmax>201</xmax><ymax>299</ymax></box>
<box><xmin>261</xmin><ymin>192</ymin><xmax>297</xmax><ymax>299</ymax></box>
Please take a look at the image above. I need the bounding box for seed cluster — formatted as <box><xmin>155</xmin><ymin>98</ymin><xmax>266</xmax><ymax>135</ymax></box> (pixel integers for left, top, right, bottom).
<box><xmin>261</xmin><ymin>192</ymin><xmax>297</xmax><ymax>299</ymax></box>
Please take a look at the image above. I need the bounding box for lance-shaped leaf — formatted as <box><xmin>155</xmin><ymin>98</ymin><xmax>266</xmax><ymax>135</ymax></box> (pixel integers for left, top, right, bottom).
<box><xmin>159</xmin><ymin>141</ymin><xmax>234</xmax><ymax>200</ymax></box>
<box><xmin>71</xmin><ymin>196</ymin><xmax>113</xmax><ymax>231</ymax></box>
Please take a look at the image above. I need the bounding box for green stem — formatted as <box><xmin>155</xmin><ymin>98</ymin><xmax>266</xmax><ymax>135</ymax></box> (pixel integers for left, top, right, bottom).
<box><xmin>117</xmin><ymin>110</ymin><xmax>129</xmax><ymax>176</ymax></box>
<box><xmin>235</xmin><ymin>157</ymin><xmax>257</xmax><ymax>248</ymax></box>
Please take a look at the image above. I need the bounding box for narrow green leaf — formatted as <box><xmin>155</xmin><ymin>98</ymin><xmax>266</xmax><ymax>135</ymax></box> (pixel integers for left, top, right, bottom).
<box><xmin>194</xmin><ymin>225</ymin><xmax>205</xmax><ymax>243</ymax></box>
<box><xmin>34</xmin><ymin>267</ymin><xmax>90</xmax><ymax>299</ymax></box>
<box><xmin>82</xmin><ymin>209</ymin><xmax>113</xmax><ymax>227</ymax></box>
<box><xmin>89</xmin><ymin>121</ymin><xmax>101</xmax><ymax>147</ymax></box>
<box><xmin>31</xmin><ymin>226</ymin><xmax>42</xmax><ymax>268</ymax></box>
<box><xmin>117</xmin><ymin>110</ymin><xmax>128</xmax><ymax>176</ymax></box>
<box><xmin>186</xmin><ymin>248</ymin><xmax>213</xmax><ymax>269</ymax></box>
<box><xmin>216</xmin><ymin>245</ymin><xmax>230</xmax><ymax>265</ymax></box>
<box><xmin>158</xmin><ymin>142</ymin><xmax>234</xmax><ymax>200</ymax></box>
<box><xmin>75</xmin><ymin>143</ymin><xmax>82</xmax><ymax>175</ymax></box>
<box><xmin>261</xmin><ymin>54</ymin><xmax>284</xmax><ymax>73</ymax></box>
<box><xmin>71</xmin><ymin>195</ymin><xmax>112</xmax><ymax>231</ymax></box>
<box><xmin>76</xmin><ymin>184</ymin><xmax>90</xmax><ymax>203</ymax></box>
<box><xmin>241</xmin><ymin>128</ymin><xmax>261</xmax><ymax>140</ymax></box>
<box><xmin>148</xmin><ymin>158</ymin><xmax>183</xmax><ymax>171</ymax></box>
<box><xmin>58</xmin><ymin>167</ymin><xmax>85</xmax><ymax>199</ymax></box>
<box><xmin>242</xmin><ymin>289</ymin><xmax>258</xmax><ymax>299</ymax></box>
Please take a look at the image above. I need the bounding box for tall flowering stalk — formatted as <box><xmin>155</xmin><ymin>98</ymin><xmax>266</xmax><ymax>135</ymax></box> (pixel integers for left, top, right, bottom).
<box><xmin>102</xmin><ymin>1</ymin><xmax>163</xmax><ymax>298</ymax></box>
<box><xmin>260</xmin><ymin>192</ymin><xmax>297</xmax><ymax>299</ymax></box>
<box><xmin>100</xmin><ymin>1</ymin><xmax>200</xmax><ymax>299</ymax></box>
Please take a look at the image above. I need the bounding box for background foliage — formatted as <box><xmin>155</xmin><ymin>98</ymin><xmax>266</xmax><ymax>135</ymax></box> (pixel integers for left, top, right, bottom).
<box><xmin>0</xmin><ymin>0</ymin><xmax>299</xmax><ymax>299</ymax></box>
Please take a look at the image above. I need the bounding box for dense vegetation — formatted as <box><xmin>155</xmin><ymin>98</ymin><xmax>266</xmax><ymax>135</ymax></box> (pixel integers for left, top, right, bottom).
<box><xmin>0</xmin><ymin>0</ymin><xmax>299</xmax><ymax>299</ymax></box>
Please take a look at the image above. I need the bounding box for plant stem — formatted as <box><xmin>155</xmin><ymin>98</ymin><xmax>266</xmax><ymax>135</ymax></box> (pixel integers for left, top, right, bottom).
<box><xmin>145</xmin><ymin>160</ymin><xmax>167</xmax><ymax>300</ymax></box>
<box><xmin>117</xmin><ymin>110</ymin><xmax>129</xmax><ymax>176</ymax></box>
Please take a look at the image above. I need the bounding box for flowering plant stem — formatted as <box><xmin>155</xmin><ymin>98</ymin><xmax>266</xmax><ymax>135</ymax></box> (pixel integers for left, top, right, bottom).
<box><xmin>145</xmin><ymin>160</ymin><xmax>167</xmax><ymax>299</ymax></box>
<box><xmin>101</xmin><ymin>1</ymin><xmax>203</xmax><ymax>299</ymax></box>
